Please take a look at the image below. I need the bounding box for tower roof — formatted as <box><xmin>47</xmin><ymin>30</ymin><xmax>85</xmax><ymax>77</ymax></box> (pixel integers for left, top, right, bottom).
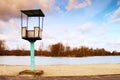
<box><xmin>21</xmin><ymin>9</ymin><xmax>45</xmax><ymax>17</ymax></box>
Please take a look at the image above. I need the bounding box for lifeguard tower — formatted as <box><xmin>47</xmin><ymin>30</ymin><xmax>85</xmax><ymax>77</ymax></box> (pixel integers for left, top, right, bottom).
<box><xmin>21</xmin><ymin>9</ymin><xmax>45</xmax><ymax>71</ymax></box>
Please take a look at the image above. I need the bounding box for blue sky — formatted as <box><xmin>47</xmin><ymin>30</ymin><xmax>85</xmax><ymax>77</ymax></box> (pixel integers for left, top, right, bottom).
<box><xmin>0</xmin><ymin>0</ymin><xmax>120</xmax><ymax>51</ymax></box>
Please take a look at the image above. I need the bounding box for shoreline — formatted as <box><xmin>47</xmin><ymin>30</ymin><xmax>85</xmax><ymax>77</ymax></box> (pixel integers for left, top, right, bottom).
<box><xmin>0</xmin><ymin>64</ymin><xmax>120</xmax><ymax>76</ymax></box>
<box><xmin>1</xmin><ymin>74</ymin><xmax>120</xmax><ymax>80</ymax></box>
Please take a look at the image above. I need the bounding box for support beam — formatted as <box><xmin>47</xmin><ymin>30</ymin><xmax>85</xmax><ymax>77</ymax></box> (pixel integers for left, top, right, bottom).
<box><xmin>30</xmin><ymin>41</ymin><xmax>35</xmax><ymax>71</ymax></box>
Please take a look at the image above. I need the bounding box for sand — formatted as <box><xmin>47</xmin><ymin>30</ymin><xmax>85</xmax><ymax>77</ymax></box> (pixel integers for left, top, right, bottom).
<box><xmin>0</xmin><ymin>64</ymin><xmax>120</xmax><ymax>76</ymax></box>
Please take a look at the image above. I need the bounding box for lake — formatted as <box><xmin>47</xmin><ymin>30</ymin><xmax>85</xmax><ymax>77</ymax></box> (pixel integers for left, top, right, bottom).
<box><xmin>0</xmin><ymin>56</ymin><xmax>120</xmax><ymax>65</ymax></box>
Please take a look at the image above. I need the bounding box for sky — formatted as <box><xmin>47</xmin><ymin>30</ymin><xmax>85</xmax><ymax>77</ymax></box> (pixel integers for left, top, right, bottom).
<box><xmin>0</xmin><ymin>0</ymin><xmax>120</xmax><ymax>51</ymax></box>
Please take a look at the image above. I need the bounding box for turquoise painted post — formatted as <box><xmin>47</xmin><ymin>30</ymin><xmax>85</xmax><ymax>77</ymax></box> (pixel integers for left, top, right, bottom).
<box><xmin>30</xmin><ymin>41</ymin><xmax>35</xmax><ymax>71</ymax></box>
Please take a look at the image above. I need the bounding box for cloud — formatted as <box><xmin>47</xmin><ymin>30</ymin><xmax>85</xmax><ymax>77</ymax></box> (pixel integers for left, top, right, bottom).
<box><xmin>38</xmin><ymin>0</ymin><xmax>56</xmax><ymax>12</ymax></box>
<box><xmin>0</xmin><ymin>21</ymin><xmax>6</xmax><ymax>27</ymax></box>
<box><xmin>105</xmin><ymin>42</ymin><xmax>120</xmax><ymax>51</ymax></box>
<box><xmin>43</xmin><ymin>31</ymin><xmax>54</xmax><ymax>39</ymax></box>
<box><xmin>79</xmin><ymin>22</ymin><xmax>93</xmax><ymax>32</ymax></box>
<box><xmin>104</xmin><ymin>0</ymin><xmax>120</xmax><ymax>23</ymax></box>
<box><xmin>0</xmin><ymin>20</ymin><xmax>29</xmax><ymax>50</ymax></box>
<box><xmin>66</xmin><ymin>0</ymin><xmax>91</xmax><ymax>11</ymax></box>
<box><xmin>9</xmin><ymin>20</ymin><xmax>19</xmax><ymax>30</ymax></box>
<box><xmin>0</xmin><ymin>19</ymin><xmax>20</xmax><ymax>40</ymax></box>
<box><xmin>0</xmin><ymin>0</ymin><xmax>36</xmax><ymax>21</ymax></box>
<box><xmin>0</xmin><ymin>0</ymin><xmax>56</xmax><ymax>21</ymax></box>
<box><xmin>110</xmin><ymin>7</ymin><xmax>120</xmax><ymax>23</ymax></box>
<box><xmin>118</xmin><ymin>0</ymin><xmax>120</xmax><ymax>6</ymax></box>
<box><xmin>0</xmin><ymin>21</ymin><xmax>6</xmax><ymax>34</ymax></box>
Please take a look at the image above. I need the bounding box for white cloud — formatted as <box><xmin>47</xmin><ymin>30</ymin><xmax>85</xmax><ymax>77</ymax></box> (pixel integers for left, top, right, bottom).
<box><xmin>0</xmin><ymin>19</ymin><xmax>20</xmax><ymax>41</ymax></box>
<box><xmin>110</xmin><ymin>7</ymin><xmax>120</xmax><ymax>23</ymax></box>
<box><xmin>0</xmin><ymin>20</ymin><xmax>25</xmax><ymax>50</ymax></box>
<box><xmin>38</xmin><ymin>0</ymin><xmax>56</xmax><ymax>12</ymax></box>
<box><xmin>0</xmin><ymin>33</ymin><xmax>18</xmax><ymax>41</ymax></box>
<box><xmin>112</xmin><ymin>7</ymin><xmax>120</xmax><ymax>18</ymax></box>
<box><xmin>66</xmin><ymin>0</ymin><xmax>91</xmax><ymax>11</ymax></box>
<box><xmin>0</xmin><ymin>0</ymin><xmax>36</xmax><ymax>21</ymax></box>
<box><xmin>111</xmin><ymin>18</ymin><xmax>120</xmax><ymax>23</ymax></box>
<box><xmin>0</xmin><ymin>21</ymin><xmax>7</xmax><ymax>34</ymax></box>
<box><xmin>0</xmin><ymin>0</ymin><xmax>56</xmax><ymax>21</ymax></box>
<box><xmin>43</xmin><ymin>30</ymin><xmax>54</xmax><ymax>39</ymax></box>
<box><xmin>9</xmin><ymin>20</ymin><xmax>19</xmax><ymax>30</ymax></box>
<box><xmin>79</xmin><ymin>22</ymin><xmax>93</xmax><ymax>32</ymax></box>
<box><xmin>0</xmin><ymin>21</ymin><xmax>6</xmax><ymax>27</ymax></box>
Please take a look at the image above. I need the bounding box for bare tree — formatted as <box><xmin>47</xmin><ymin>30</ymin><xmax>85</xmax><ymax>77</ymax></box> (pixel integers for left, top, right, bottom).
<box><xmin>0</xmin><ymin>40</ymin><xmax>5</xmax><ymax>51</ymax></box>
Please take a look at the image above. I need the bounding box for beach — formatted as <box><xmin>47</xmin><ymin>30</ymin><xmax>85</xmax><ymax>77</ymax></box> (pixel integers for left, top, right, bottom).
<box><xmin>0</xmin><ymin>64</ymin><xmax>120</xmax><ymax>76</ymax></box>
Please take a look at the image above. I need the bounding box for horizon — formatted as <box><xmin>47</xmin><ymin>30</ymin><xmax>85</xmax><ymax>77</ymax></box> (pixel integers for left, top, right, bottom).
<box><xmin>0</xmin><ymin>0</ymin><xmax>120</xmax><ymax>52</ymax></box>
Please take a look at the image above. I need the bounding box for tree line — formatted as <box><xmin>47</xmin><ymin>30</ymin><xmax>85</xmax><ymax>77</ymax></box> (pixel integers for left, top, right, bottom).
<box><xmin>0</xmin><ymin>40</ymin><xmax>120</xmax><ymax>57</ymax></box>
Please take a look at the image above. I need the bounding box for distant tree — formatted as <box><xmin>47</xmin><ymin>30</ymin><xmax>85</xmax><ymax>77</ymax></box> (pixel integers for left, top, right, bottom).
<box><xmin>76</xmin><ymin>46</ymin><xmax>90</xmax><ymax>57</ymax></box>
<box><xmin>0</xmin><ymin>40</ymin><xmax>5</xmax><ymax>51</ymax></box>
<box><xmin>112</xmin><ymin>51</ymin><xmax>119</xmax><ymax>56</ymax></box>
<box><xmin>49</xmin><ymin>43</ymin><xmax>65</xmax><ymax>56</ymax></box>
<box><xmin>0</xmin><ymin>40</ymin><xmax>6</xmax><ymax>55</ymax></box>
<box><xmin>0</xmin><ymin>41</ymin><xmax>120</xmax><ymax>57</ymax></box>
<box><xmin>65</xmin><ymin>45</ymin><xmax>71</xmax><ymax>56</ymax></box>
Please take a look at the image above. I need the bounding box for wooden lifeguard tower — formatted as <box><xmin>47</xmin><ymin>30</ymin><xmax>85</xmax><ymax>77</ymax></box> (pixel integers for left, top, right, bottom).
<box><xmin>21</xmin><ymin>9</ymin><xmax>45</xmax><ymax>71</ymax></box>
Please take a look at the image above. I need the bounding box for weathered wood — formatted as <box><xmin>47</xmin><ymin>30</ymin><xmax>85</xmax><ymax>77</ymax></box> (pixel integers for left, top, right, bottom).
<box><xmin>19</xmin><ymin>70</ymin><xmax>44</xmax><ymax>76</ymax></box>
